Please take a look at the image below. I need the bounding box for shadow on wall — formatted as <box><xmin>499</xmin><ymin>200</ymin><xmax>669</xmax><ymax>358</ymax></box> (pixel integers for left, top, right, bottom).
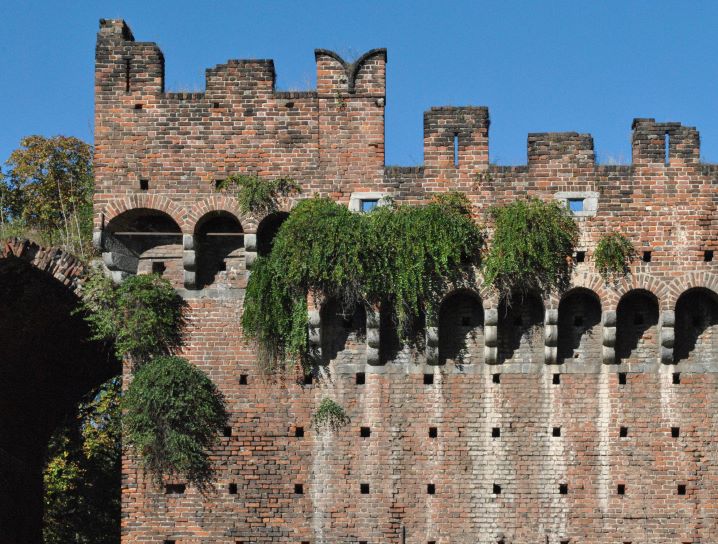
<box><xmin>557</xmin><ymin>288</ymin><xmax>602</xmax><ymax>364</ymax></box>
<box><xmin>675</xmin><ymin>288</ymin><xmax>718</xmax><ymax>364</ymax></box>
<box><xmin>498</xmin><ymin>293</ymin><xmax>544</xmax><ymax>364</ymax></box>
<box><xmin>438</xmin><ymin>290</ymin><xmax>484</xmax><ymax>366</ymax></box>
<box><xmin>616</xmin><ymin>289</ymin><xmax>659</xmax><ymax>364</ymax></box>
<box><xmin>320</xmin><ymin>298</ymin><xmax>367</xmax><ymax>365</ymax></box>
<box><xmin>195</xmin><ymin>211</ymin><xmax>244</xmax><ymax>289</ymax></box>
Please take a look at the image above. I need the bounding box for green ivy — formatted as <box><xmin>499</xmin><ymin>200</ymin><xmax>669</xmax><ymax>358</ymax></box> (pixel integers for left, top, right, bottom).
<box><xmin>79</xmin><ymin>271</ymin><xmax>185</xmax><ymax>365</ymax></box>
<box><xmin>216</xmin><ymin>174</ymin><xmax>301</xmax><ymax>216</ymax></box>
<box><xmin>241</xmin><ymin>193</ymin><xmax>484</xmax><ymax>371</ymax></box>
<box><xmin>594</xmin><ymin>231</ymin><xmax>635</xmax><ymax>282</ymax></box>
<box><xmin>483</xmin><ymin>198</ymin><xmax>578</xmax><ymax>299</ymax></box>
<box><xmin>312</xmin><ymin>398</ymin><xmax>350</xmax><ymax>432</ymax></box>
<box><xmin>122</xmin><ymin>356</ymin><xmax>228</xmax><ymax>489</ymax></box>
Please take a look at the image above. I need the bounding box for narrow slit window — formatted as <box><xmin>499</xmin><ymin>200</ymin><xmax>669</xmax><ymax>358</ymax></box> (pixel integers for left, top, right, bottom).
<box><xmin>665</xmin><ymin>131</ymin><xmax>670</xmax><ymax>165</ymax></box>
<box><xmin>453</xmin><ymin>133</ymin><xmax>459</xmax><ymax>168</ymax></box>
<box><xmin>125</xmin><ymin>58</ymin><xmax>131</xmax><ymax>93</ymax></box>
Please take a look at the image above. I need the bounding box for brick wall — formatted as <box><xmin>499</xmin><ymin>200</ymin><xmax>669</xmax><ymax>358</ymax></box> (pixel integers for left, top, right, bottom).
<box><xmin>95</xmin><ymin>19</ymin><xmax>718</xmax><ymax>543</ymax></box>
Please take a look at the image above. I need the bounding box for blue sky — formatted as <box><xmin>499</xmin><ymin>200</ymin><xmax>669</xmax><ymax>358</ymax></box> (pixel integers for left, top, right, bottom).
<box><xmin>2</xmin><ymin>1</ymin><xmax>718</xmax><ymax>166</ymax></box>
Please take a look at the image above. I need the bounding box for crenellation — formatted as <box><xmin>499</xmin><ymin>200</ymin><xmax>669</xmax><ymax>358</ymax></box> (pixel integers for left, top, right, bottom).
<box><xmin>91</xmin><ymin>20</ymin><xmax>718</xmax><ymax>544</ymax></box>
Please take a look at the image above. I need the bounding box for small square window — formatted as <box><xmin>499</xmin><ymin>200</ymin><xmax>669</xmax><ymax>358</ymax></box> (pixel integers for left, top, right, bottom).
<box><xmin>152</xmin><ymin>261</ymin><xmax>166</xmax><ymax>275</ymax></box>
<box><xmin>553</xmin><ymin>373</ymin><xmax>561</xmax><ymax>385</ymax></box>
<box><xmin>492</xmin><ymin>427</ymin><xmax>501</xmax><ymax>438</ymax></box>
<box><xmin>356</xmin><ymin>372</ymin><xmax>365</xmax><ymax>385</ymax></box>
<box><xmin>222</xmin><ymin>426</ymin><xmax>232</xmax><ymax>437</ymax></box>
<box><xmin>493</xmin><ymin>483</ymin><xmax>501</xmax><ymax>494</ymax></box>
<box><xmin>239</xmin><ymin>374</ymin><xmax>248</xmax><ymax>385</ymax></box>
<box><xmin>620</xmin><ymin>426</ymin><xmax>628</xmax><ymax>437</ymax></box>
<box><xmin>139</xmin><ymin>179</ymin><xmax>149</xmax><ymax>191</ymax></box>
<box><xmin>429</xmin><ymin>427</ymin><xmax>438</xmax><ymax>438</ymax></box>
<box><xmin>705</xmin><ymin>250</ymin><xmax>714</xmax><ymax>262</ymax></box>
<box><xmin>618</xmin><ymin>372</ymin><xmax>627</xmax><ymax>385</ymax></box>
<box><xmin>559</xmin><ymin>483</ymin><xmax>568</xmax><ymax>495</ymax></box>
<box><xmin>360</xmin><ymin>483</ymin><xmax>370</xmax><ymax>494</ymax></box>
<box><xmin>424</xmin><ymin>373</ymin><xmax>434</xmax><ymax>385</ymax></box>
<box><xmin>229</xmin><ymin>483</ymin><xmax>238</xmax><ymax>494</ymax></box>
<box><xmin>360</xmin><ymin>199</ymin><xmax>379</xmax><ymax>213</ymax></box>
<box><xmin>671</xmin><ymin>427</ymin><xmax>680</xmax><ymax>438</ymax></box>
<box><xmin>360</xmin><ymin>427</ymin><xmax>371</xmax><ymax>438</ymax></box>
<box><xmin>575</xmin><ymin>250</ymin><xmax>585</xmax><ymax>263</ymax></box>
<box><xmin>492</xmin><ymin>373</ymin><xmax>501</xmax><ymax>384</ymax></box>
<box><xmin>427</xmin><ymin>483</ymin><xmax>436</xmax><ymax>495</ymax></box>
<box><xmin>677</xmin><ymin>484</ymin><xmax>686</xmax><ymax>495</ymax></box>
<box><xmin>568</xmin><ymin>198</ymin><xmax>584</xmax><ymax>213</ymax></box>
<box><xmin>552</xmin><ymin>427</ymin><xmax>561</xmax><ymax>437</ymax></box>
<box><xmin>673</xmin><ymin>372</ymin><xmax>681</xmax><ymax>384</ymax></box>
<box><xmin>642</xmin><ymin>250</ymin><xmax>652</xmax><ymax>262</ymax></box>
<box><xmin>303</xmin><ymin>374</ymin><xmax>313</xmax><ymax>385</ymax></box>
<box><xmin>294</xmin><ymin>483</ymin><xmax>304</xmax><ymax>494</ymax></box>
<box><xmin>295</xmin><ymin>426</ymin><xmax>304</xmax><ymax>438</ymax></box>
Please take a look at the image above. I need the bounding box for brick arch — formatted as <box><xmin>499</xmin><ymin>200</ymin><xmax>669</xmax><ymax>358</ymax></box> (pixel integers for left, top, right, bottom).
<box><xmin>667</xmin><ymin>272</ymin><xmax>718</xmax><ymax>308</ymax></box>
<box><xmin>1</xmin><ymin>238</ymin><xmax>86</xmax><ymax>293</ymax></box>
<box><xmin>100</xmin><ymin>195</ymin><xmax>188</xmax><ymax>231</ymax></box>
<box><xmin>187</xmin><ymin>195</ymin><xmax>254</xmax><ymax>233</ymax></box>
<box><xmin>606</xmin><ymin>272</ymin><xmax>670</xmax><ymax>310</ymax></box>
<box><xmin>547</xmin><ymin>271</ymin><xmax>607</xmax><ymax>310</ymax></box>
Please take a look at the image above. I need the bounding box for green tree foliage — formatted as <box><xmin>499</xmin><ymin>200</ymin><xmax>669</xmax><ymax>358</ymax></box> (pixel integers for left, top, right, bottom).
<box><xmin>43</xmin><ymin>378</ymin><xmax>121</xmax><ymax>544</ymax></box>
<box><xmin>216</xmin><ymin>174</ymin><xmax>301</xmax><ymax>216</ymax></box>
<box><xmin>483</xmin><ymin>198</ymin><xmax>579</xmax><ymax>299</ymax></box>
<box><xmin>122</xmin><ymin>356</ymin><xmax>228</xmax><ymax>489</ymax></box>
<box><xmin>594</xmin><ymin>231</ymin><xmax>635</xmax><ymax>283</ymax></box>
<box><xmin>79</xmin><ymin>271</ymin><xmax>186</xmax><ymax>365</ymax></box>
<box><xmin>242</xmin><ymin>193</ymin><xmax>484</xmax><ymax>371</ymax></box>
<box><xmin>2</xmin><ymin>135</ymin><xmax>93</xmax><ymax>257</ymax></box>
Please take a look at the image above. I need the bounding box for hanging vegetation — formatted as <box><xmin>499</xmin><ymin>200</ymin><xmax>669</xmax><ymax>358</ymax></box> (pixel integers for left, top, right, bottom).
<box><xmin>79</xmin><ymin>271</ymin><xmax>185</xmax><ymax>365</ymax></box>
<box><xmin>122</xmin><ymin>356</ymin><xmax>228</xmax><ymax>488</ymax></box>
<box><xmin>216</xmin><ymin>174</ymin><xmax>301</xmax><ymax>216</ymax></box>
<box><xmin>593</xmin><ymin>231</ymin><xmax>635</xmax><ymax>283</ymax></box>
<box><xmin>241</xmin><ymin>192</ymin><xmax>484</xmax><ymax>372</ymax></box>
<box><xmin>483</xmin><ymin>198</ymin><xmax>579</xmax><ymax>299</ymax></box>
<box><xmin>78</xmin><ymin>271</ymin><xmax>226</xmax><ymax>489</ymax></box>
<box><xmin>312</xmin><ymin>398</ymin><xmax>350</xmax><ymax>432</ymax></box>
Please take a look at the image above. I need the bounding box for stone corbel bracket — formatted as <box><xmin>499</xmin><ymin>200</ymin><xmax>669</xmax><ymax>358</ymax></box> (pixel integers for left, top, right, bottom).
<box><xmin>308</xmin><ymin>309</ymin><xmax>321</xmax><ymax>361</ymax></box>
<box><xmin>660</xmin><ymin>310</ymin><xmax>675</xmax><ymax>364</ymax></box>
<box><xmin>602</xmin><ymin>310</ymin><xmax>616</xmax><ymax>364</ymax></box>
<box><xmin>545</xmin><ymin>309</ymin><xmax>558</xmax><ymax>364</ymax></box>
<box><xmin>244</xmin><ymin>233</ymin><xmax>257</xmax><ymax>270</ymax></box>
<box><xmin>366</xmin><ymin>308</ymin><xmax>380</xmax><ymax>365</ymax></box>
<box><xmin>426</xmin><ymin>326</ymin><xmax>439</xmax><ymax>365</ymax></box>
<box><xmin>183</xmin><ymin>234</ymin><xmax>196</xmax><ymax>289</ymax></box>
<box><xmin>484</xmin><ymin>308</ymin><xmax>498</xmax><ymax>364</ymax></box>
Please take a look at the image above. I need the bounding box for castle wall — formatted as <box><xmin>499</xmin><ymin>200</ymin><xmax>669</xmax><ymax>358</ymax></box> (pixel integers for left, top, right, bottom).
<box><xmin>95</xmin><ymin>19</ymin><xmax>718</xmax><ymax>543</ymax></box>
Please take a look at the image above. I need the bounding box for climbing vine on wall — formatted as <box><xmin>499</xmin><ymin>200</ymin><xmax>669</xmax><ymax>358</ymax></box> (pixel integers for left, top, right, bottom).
<box><xmin>594</xmin><ymin>231</ymin><xmax>635</xmax><ymax>283</ymax></box>
<box><xmin>78</xmin><ymin>271</ymin><xmax>227</xmax><ymax>488</ymax></box>
<box><xmin>216</xmin><ymin>174</ymin><xmax>301</xmax><ymax>216</ymax></box>
<box><xmin>483</xmin><ymin>198</ymin><xmax>579</xmax><ymax>299</ymax></box>
<box><xmin>241</xmin><ymin>192</ymin><xmax>485</xmax><ymax>371</ymax></box>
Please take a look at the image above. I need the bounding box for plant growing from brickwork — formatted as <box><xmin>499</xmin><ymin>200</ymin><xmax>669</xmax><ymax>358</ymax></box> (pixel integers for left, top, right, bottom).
<box><xmin>594</xmin><ymin>231</ymin><xmax>636</xmax><ymax>283</ymax></box>
<box><xmin>483</xmin><ymin>198</ymin><xmax>579</xmax><ymax>300</ymax></box>
<box><xmin>241</xmin><ymin>193</ymin><xmax>484</xmax><ymax>371</ymax></box>
<box><xmin>78</xmin><ymin>271</ymin><xmax>227</xmax><ymax>489</ymax></box>
<box><xmin>79</xmin><ymin>270</ymin><xmax>186</xmax><ymax>365</ymax></box>
<box><xmin>122</xmin><ymin>356</ymin><xmax>228</xmax><ymax>488</ymax></box>
<box><xmin>312</xmin><ymin>398</ymin><xmax>350</xmax><ymax>432</ymax></box>
<box><xmin>216</xmin><ymin>174</ymin><xmax>301</xmax><ymax>216</ymax></box>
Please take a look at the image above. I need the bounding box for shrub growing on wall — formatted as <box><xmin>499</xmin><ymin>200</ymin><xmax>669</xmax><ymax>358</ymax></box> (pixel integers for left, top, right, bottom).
<box><xmin>483</xmin><ymin>198</ymin><xmax>579</xmax><ymax>299</ymax></box>
<box><xmin>594</xmin><ymin>231</ymin><xmax>635</xmax><ymax>282</ymax></box>
<box><xmin>241</xmin><ymin>193</ymin><xmax>484</xmax><ymax>371</ymax></box>
<box><xmin>216</xmin><ymin>174</ymin><xmax>301</xmax><ymax>216</ymax></box>
<box><xmin>122</xmin><ymin>356</ymin><xmax>228</xmax><ymax>488</ymax></box>
<box><xmin>79</xmin><ymin>271</ymin><xmax>226</xmax><ymax>488</ymax></box>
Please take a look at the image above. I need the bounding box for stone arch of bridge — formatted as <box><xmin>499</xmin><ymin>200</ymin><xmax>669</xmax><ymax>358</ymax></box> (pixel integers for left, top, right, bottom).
<box><xmin>0</xmin><ymin>238</ymin><xmax>119</xmax><ymax>544</ymax></box>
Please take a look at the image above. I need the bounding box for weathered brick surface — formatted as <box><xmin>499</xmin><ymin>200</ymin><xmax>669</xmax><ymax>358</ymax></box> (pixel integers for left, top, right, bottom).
<box><xmin>96</xmin><ymin>19</ymin><xmax>718</xmax><ymax>544</ymax></box>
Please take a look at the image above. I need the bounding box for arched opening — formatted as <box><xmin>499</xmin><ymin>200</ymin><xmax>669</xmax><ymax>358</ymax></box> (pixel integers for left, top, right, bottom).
<box><xmin>438</xmin><ymin>290</ymin><xmax>484</xmax><ymax>366</ymax></box>
<box><xmin>0</xmin><ymin>252</ymin><xmax>119</xmax><ymax>544</ymax></box>
<box><xmin>104</xmin><ymin>208</ymin><xmax>183</xmax><ymax>285</ymax></box>
<box><xmin>674</xmin><ymin>288</ymin><xmax>718</xmax><ymax>364</ymax></box>
<box><xmin>257</xmin><ymin>211</ymin><xmax>289</xmax><ymax>257</ymax></box>
<box><xmin>557</xmin><ymin>288</ymin><xmax>602</xmax><ymax>364</ymax></box>
<box><xmin>320</xmin><ymin>298</ymin><xmax>366</xmax><ymax>365</ymax></box>
<box><xmin>379</xmin><ymin>301</ymin><xmax>425</xmax><ymax>365</ymax></box>
<box><xmin>194</xmin><ymin>211</ymin><xmax>244</xmax><ymax>289</ymax></box>
<box><xmin>615</xmin><ymin>289</ymin><xmax>659</xmax><ymax>364</ymax></box>
<box><xmin>498</xmin><ymin>293</ymin><xmax>544</xmax><ymax>364</ymax></box>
